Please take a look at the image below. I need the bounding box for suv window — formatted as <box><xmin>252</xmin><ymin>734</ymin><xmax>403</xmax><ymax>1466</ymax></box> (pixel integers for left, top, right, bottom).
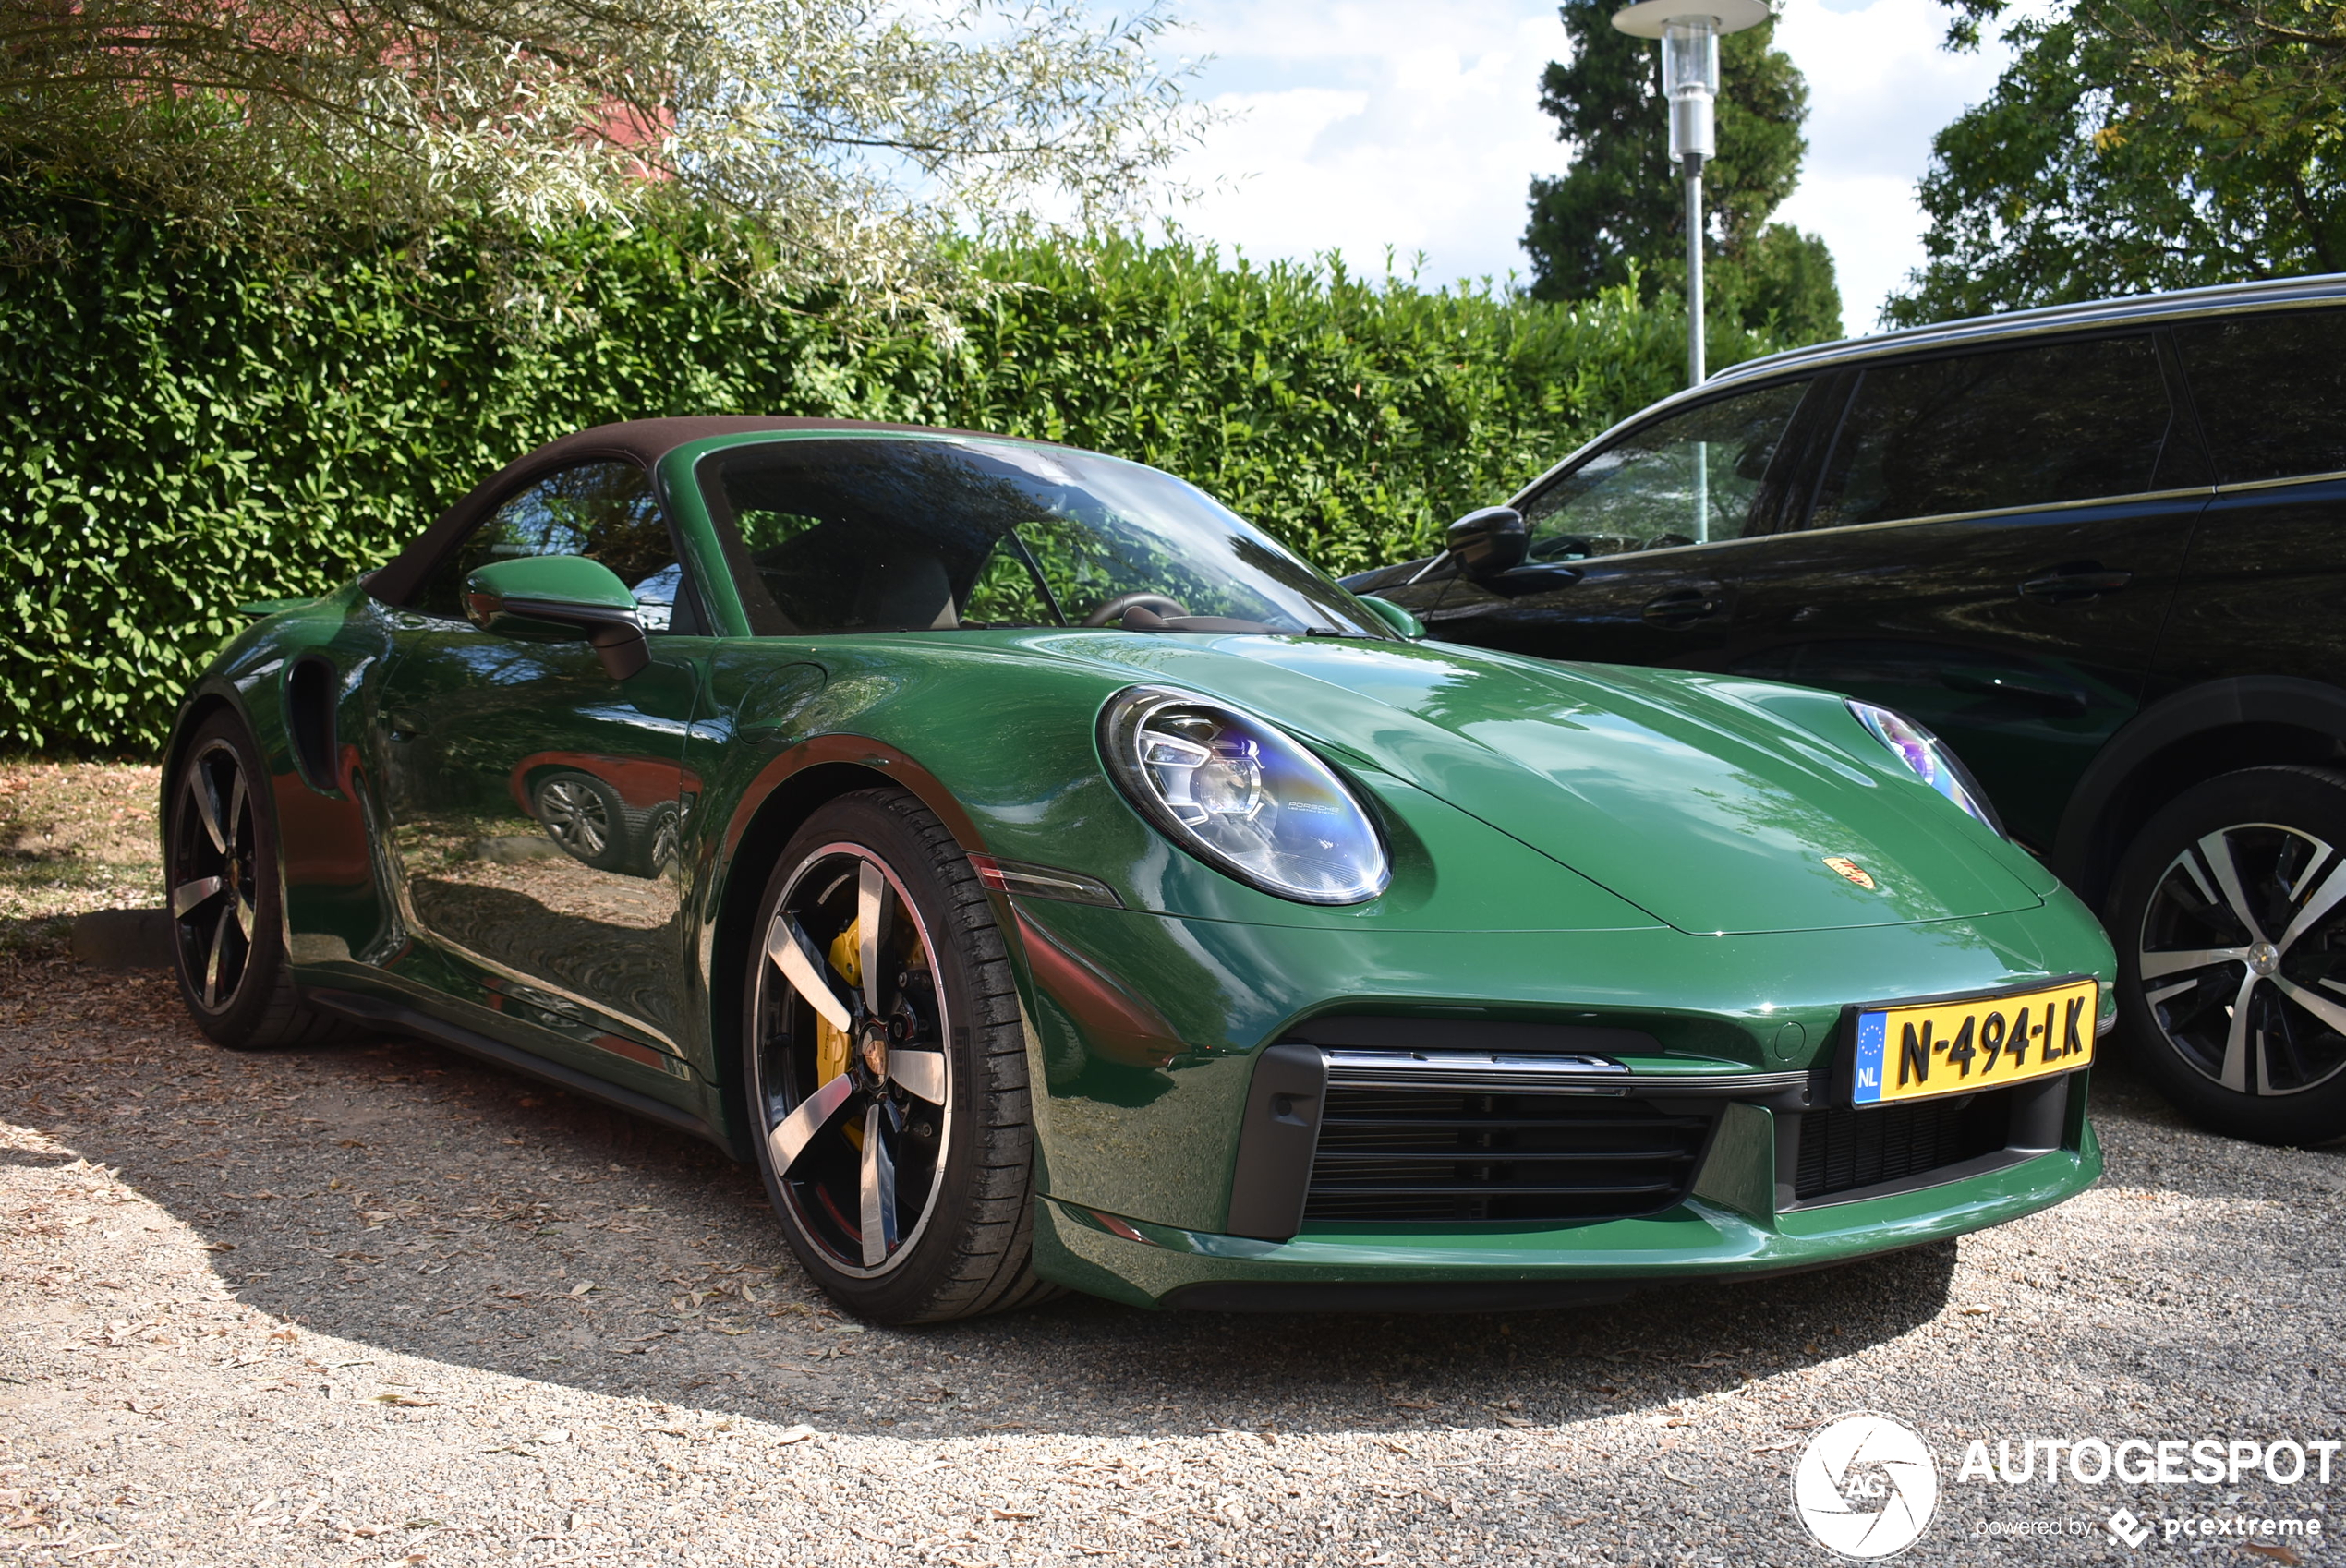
<box><xmin>1519</xmin><ymin>380</ymin><xmax>1810</xmax><ymax>561</ymax></box>
<box><xmin>2173</xmin><ymin>308</ymin><xmax>2346</xmax><ymax>485</ymax></box>
<box><xmin>1809</xmin><ymin>334</ymin><xmax>2200</xmax><ymax>530</ymax></box>
<box><xmin>412</xmin><ymin>460</ymin><xmax>698</xmax><ymax>633</ymax></box>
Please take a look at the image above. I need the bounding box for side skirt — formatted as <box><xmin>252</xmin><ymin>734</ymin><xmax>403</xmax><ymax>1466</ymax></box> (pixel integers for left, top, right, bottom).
<box><xmin>308</xmin><ymin>987</ymin><xmax>734</xmax><ymax>1155</ymax></box>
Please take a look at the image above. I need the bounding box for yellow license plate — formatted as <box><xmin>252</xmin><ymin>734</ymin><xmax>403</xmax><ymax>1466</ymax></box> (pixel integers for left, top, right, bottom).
<box><xmin>1850</xmin><ymin>978</ymin><xmax>2098</xmax><ymax>1107</ymax></box>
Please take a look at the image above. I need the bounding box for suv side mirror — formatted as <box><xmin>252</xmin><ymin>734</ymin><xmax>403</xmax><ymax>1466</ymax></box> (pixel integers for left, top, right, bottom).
<box><xmin>464</xmin><ymin>555</ymin><xmax>649</xmax><ymax>680</ymax></box>
<box><xmin>1445</xmin><ymin>506</ymin><xmax>1528</xmax><ymax>579</ymax></box>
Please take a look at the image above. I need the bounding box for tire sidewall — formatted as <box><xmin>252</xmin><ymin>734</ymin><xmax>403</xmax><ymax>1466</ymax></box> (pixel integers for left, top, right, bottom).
<box><xmin>168</xmin><ymin>709</ymin><xmax>295</xmax><ymax>1046</ymax></box>
<box><xmin>2110</xmin><ymin>766</ymin><xmax>2346</xmax><ymax>1145</ymax></box>
<box><xmin>739</xmin><ymin>790</ymin><xmax>999</xmax><ymax>1322</ymax></box>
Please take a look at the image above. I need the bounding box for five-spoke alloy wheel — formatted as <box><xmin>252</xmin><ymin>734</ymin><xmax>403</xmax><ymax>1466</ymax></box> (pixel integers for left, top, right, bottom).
<box><xmin>2113</xmin><ymin>766</ymin><xmax>2346</xmax><ymax>1144</ymax></box>
<box><xmin>743</xmin><ymin>789</ymin><xmax>1055</xmax><ymax>1322</ymax></box>
<box><xmin>165</xmin><ymin>712</ymin><xmax>339</xmax><ymax>1049</ymax></box>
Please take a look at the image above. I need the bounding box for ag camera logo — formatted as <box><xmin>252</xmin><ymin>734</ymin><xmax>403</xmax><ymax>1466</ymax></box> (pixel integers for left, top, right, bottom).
<box><xmin>1794</xmin><ymin>1413</ymin><xmax>1941</xmax><ymax>1558</ymax></box>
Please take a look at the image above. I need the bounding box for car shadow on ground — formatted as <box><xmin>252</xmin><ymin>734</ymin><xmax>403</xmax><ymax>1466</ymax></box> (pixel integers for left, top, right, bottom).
<box><xmin>12</xmin><ymin>963</ymin><xmax>1975</xmax><ymax>1444</ymax></box>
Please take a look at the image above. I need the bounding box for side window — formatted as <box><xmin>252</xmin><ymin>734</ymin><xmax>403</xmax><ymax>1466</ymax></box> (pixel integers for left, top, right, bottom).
<box><xmin>1809</xmin><ymin>335</ymin><xmax>2201</xmax><ymax>530</ymax></box>
<box><xmin>2173</xmin><ymin>308</ymin><xmax>2346</xmax><ymax>485</ymax></box>
<box><xmin>411</xmin><ymin>460</ymin><xmax>700</xmax><ymax>633</ymax></box>
<box><xmin>1520</xmin><ymin>380</ymin><xmax>1809</xmax><ymax>561</ymax></box>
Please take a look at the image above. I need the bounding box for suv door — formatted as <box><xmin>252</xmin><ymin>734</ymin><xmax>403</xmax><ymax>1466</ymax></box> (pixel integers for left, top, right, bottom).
<box><xmin>2162</xmin><ymin>307</ymin><xmax>2346</xmax><ymax>688</ymax></box>
<box><xmin>1722</xmin><ymin>332</ymin><xmax>2211</xmax><ymax>850</ymax></box>
<box><xmin>1415</xmin><ymin>375</ymin><xmax>1825</xmax><ymax>664</ymax></box>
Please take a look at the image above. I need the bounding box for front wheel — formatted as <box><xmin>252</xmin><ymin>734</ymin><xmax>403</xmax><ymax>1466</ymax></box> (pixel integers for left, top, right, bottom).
<box><xmin>2109</xmin><ymin>765</ymin><xmax>2346</xmax><ymax>1145</ymax></box>
<box><xmin>742</xmin><ymin>788</ymin><xmax>1058</xmax><ymax>1323</ymax></box>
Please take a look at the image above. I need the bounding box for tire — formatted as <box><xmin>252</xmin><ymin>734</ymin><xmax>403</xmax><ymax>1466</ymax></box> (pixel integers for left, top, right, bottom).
<box><xmin>632</xmin><ymin>802</ymin><xmax>682</xmax><ymax>880</ymax></box>
<box><xmin>741</xmin><ymin>788</ymin><xmax>1060</xmax><ymax>1323</ymax></box>
<box><xmin>2109</xmin><ymin>765</ymin><xmax>2346</xmax><ymax>1145</ymax></box>
<box><xmin>532</xmin><ymin>771</ymin><xmax>632</xmax><ymax>873</ymax></box>
<box><xmin>165</xmin><ymin>710</ymin><xmax>342</xmax><ymax>1050</ymax></box>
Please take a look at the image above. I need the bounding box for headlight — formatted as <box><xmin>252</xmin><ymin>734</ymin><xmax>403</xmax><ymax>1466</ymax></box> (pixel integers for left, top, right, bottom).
<box><xmin>1847</xmin><ymin>700</ymin><xmax>2005</xmax><ymax>836</ymax></box>
<box><xmin>1099</xmin><ymin>686</ymin><xmax>1389</xmax><ymax>905</ymax></box>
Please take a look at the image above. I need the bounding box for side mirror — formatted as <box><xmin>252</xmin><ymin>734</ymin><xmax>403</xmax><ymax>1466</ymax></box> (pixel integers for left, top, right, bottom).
<box><xmin>464</xmin><ymin>555</ymin><xmax>649</xmax><ymax>681</ymax></box>
<box><xmin>1356</xmin><ymin>594</ymin><xmax>1426</xmax><ymax>640</ymax></box>
<box><xmin>1445</xmin><ymin>506</ymin><xmax>1528</xmax><ymax>578</ymax></box>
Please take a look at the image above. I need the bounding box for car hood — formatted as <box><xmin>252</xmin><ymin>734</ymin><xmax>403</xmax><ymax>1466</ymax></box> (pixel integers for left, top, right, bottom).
<box><xmin>1031</xmin><ymin>633</ymin><xmax>2042</xmax><ymax>935</ymax></box>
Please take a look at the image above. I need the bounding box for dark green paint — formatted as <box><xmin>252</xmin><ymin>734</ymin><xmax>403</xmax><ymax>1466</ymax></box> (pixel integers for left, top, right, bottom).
<box><xmin>171</xmin><ymin>428</ymin><xmax>2114</xmax><ymax>1303</ymax></box>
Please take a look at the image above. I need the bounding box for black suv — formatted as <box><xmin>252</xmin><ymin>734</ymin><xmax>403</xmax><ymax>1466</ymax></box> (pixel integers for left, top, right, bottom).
<box><xmin>1348</xmin><ymin>276</ymin><xmax>2346</xmax><ymax>1146</ymax></box>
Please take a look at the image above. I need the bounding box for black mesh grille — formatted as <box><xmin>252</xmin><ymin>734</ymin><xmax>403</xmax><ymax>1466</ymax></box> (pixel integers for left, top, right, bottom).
<box><xmin>1301</xmin><ymin>1089</ymin><xmax>1715</xmax><ymax>1224</ymax></box>
<box><xmin>1794</xmin><ymin>1087</ymin><xmax>2015</xmax><ymax>1201</ymax></box>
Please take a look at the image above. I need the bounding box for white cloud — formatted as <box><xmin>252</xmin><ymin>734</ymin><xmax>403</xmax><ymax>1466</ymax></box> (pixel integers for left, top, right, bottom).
<box><xmin>1770</xmin><ymin>0</ymin><xmax>2015</xmax><ymax>331</ymax></box>
<box><xmin>1163</xmin><ymin>1</ymin><xmax>1566</xmax><ymax>288</ymax></box>
<box><xmin>1152</xmin><ymin>0</ymin><xmax>2017</xmax><ymax>334</ymax></box>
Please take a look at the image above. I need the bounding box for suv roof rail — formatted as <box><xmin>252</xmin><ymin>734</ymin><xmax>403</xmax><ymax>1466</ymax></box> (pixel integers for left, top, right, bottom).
<box><xmin>1711</xmin><ymin>271</ymin><xmax>2346</xmax><ymax>387</ymax></box>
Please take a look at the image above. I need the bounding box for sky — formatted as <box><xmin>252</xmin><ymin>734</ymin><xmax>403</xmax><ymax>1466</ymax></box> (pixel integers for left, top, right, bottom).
<box><xmin>1154</xmin><ymin>0</ymin><xmax>2016</xmax><ymax>335</ymax></box>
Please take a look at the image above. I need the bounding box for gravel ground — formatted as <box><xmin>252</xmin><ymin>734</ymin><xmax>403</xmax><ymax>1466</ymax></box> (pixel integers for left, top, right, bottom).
<box><xmin>3</xmin><ymin>956</ymin><xmax>2340</xmax><ymax>1568</ymax></box>
<box><xmin>2</xmin><ymin>766</ymin><xmax>2341</xmax><ymax>1566</ymax></box>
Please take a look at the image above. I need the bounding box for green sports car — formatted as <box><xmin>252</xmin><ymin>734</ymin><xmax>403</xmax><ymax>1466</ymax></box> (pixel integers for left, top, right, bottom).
<box><xmin>163</xmin><ymin>417</ymin><xmax>2115</xmax><ymax>1322</ymax></box>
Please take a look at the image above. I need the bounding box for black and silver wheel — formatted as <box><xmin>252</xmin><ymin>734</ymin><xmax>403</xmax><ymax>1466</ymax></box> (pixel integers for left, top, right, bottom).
<box><xmin>743</xmin><ymin>789</ymin><xmax>1056</xmax><ymax>1323</ymax></box>
<box><xmin>166</xmin><ymin>711</ymin><xmax>338</xmax><ymax>1049</ymax></box>
<box><xmin>533</xmin><ymin>771</ymin><xmax>629</xmax><ymax>872</ymax></box>
<box><xmin>2111</xmin><ymin>766</ymin><xmax>2346</xmax><ymax>1145</ymax></box>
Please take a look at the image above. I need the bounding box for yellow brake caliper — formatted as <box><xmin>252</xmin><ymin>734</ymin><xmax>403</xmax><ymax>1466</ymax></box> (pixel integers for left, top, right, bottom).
<box><xmin>820</xmin><ymin>921</ymin><xmax>864</xmax><ymax>1150</ymax></box>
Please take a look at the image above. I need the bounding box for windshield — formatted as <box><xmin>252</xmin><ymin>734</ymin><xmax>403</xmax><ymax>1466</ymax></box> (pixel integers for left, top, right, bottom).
<box><xmin>697</xmin><ymin>438</ymin><xmax>1390</xmax><ymax>639</ymax></box>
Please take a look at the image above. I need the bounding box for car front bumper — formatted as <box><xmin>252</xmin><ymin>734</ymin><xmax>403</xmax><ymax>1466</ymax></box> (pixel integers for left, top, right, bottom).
<box><xmin>1009</xmin><ymin>894</ymin><xmax>2112</xmax><ymax>1307</ymax></box>
<box><xmin>1033</xmin><ymin>1120</ymin><xmax>2101</xmax><ymax>1309</ymax></box>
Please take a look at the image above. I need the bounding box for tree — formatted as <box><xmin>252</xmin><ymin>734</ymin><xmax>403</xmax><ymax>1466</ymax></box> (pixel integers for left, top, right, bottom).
<box><xmin>1887</xmin><ymin>0</ymin><xmax>2346</xmax><ymax>326</ymax></box>
<box><xmin>0</xmin><ymin>0</ymin><xmax>1203</xmax><ymax>303</ymax></box>
<box><xmin>1522</xmin><ymin>0</ymin><xmax>1841</xmax><ymax>343</ymax></box>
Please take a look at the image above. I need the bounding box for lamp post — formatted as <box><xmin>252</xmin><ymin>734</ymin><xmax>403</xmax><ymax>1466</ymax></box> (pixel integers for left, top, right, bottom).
<box><xmin>1611</xmin><ymin>0</ymin><xmax>1770</xmax><ymax>389</ymax></box>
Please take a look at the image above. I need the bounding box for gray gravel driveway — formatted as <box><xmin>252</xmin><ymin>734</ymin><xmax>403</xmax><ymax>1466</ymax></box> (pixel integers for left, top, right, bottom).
<box><xmin>3</xmin><ymin>955</ymin><xmax>2340</xmax><ymax>1566</ymax></box>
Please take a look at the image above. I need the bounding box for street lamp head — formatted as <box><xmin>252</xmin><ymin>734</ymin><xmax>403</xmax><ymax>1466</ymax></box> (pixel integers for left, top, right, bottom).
<box><xmin>1609</xmin><ymin>0</ymin><xmax>1768</xmax><ymax>389</ymax></box>
<box><xmin>1612</xmin><ymin>0</ymin><xmax>1770</xmax><ymax>163</ymax></box>
<box><xmin>1608</xmin><ymin>0</ymin><xmax>1771</xmax><ymax>41</ymax></box>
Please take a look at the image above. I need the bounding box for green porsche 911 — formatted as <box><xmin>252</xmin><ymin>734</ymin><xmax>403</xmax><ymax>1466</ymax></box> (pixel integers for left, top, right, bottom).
<box><xmin>164</xmin><ymin>417</ymin><xmax>2114</xmax><ymax>1322</ymax></box>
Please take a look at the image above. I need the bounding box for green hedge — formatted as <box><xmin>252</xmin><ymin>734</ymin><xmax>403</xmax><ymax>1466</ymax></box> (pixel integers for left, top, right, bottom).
<box><xmin>0</xmin><ymin>188</ymin><xmax>1794</xmax><ymax>753</ymax></box>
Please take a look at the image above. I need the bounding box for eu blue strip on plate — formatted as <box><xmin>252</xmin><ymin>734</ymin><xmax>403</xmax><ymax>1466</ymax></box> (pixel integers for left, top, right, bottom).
<box><xmin>1851</xmin><ymin>1009</ymin><xmax>1889</xmax><ymax>1105</ymax></box>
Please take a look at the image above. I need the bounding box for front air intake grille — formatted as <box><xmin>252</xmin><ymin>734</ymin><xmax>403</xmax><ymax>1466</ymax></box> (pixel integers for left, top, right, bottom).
<box><xmin>1300</xmin><ymin>1088</ymin><xmax>1716</xmax><ymax>1224</ymax></box>
<box><xmin>1794</xmin><ymin>1087</ymin><xmax>2016</xmax><ymax>1201</ymax></box>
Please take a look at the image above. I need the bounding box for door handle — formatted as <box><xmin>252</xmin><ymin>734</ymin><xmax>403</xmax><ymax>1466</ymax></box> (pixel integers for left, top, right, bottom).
<box><xmin>2019</xmin><ymin>565</ymin><xmax>2134</xmax><ymax>603</ymax></box>
<box><xmin>1641</xmin><ymin>588</ymin><xmax>1727</xmax><ymax>629</ymax></box>
<box><xmin>1937</xmin><ymin>669</ymin><xmax>2090</xmax><ymax>715</ymax></box>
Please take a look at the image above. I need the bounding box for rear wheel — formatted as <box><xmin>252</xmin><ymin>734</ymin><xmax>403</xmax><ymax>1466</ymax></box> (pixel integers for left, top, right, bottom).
<box><xmin>742</xmin><ymin>789</ymin><xmax>1058</xmax><ymax>1323</ymax></box>
<box><xmin>2110</xmin><ymin>766</ymin><xmax>2346</xmax><ymax>1145</ymax></box>
<box><xmin>166</xmin><ymin>711</ymin><xmax>339</xmax><ymax>1049</ymax></box>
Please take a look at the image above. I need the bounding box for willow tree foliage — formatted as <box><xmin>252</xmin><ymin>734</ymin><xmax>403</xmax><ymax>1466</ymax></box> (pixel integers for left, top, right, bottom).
<box><xmin>0</xmin><ymin>0</ymin><xmax>1203</xmax><ymax>303</ymax></box>
<box><xmin>1522</xmin><ymin>0</ymin><xmax>1841</xmax><ymax>344</ymax></box>
<box><xmin>1889</xmin><ymin>0</ymin><xmax>2346</xmax><ymax>325</ymax></box>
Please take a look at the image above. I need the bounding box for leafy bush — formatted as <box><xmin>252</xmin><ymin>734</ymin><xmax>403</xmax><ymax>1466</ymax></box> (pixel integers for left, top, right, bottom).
<box><xmin>0</xmin><ymin>187</ymin><xmax>1793</xmax><ymax>752</ymax></box>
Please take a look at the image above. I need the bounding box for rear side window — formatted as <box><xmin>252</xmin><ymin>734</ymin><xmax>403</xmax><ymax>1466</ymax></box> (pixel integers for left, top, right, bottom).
<box><xmin>1808</xmin><ymin>335</ymin><xmax>2202</xmax><ymax>530</ymax></box>
<box><xmin>2174</xmin><ymin>308</ymin><xmax>2346</xmax><ymax>485</ymax></box>
<box><xmin>1519</xmin><ymin>380</ymin><xmax>1811</xmax><ymax>561</ymax></box>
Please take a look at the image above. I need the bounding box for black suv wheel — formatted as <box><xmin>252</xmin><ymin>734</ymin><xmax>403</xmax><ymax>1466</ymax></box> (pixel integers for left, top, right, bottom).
<box><xmin>2110</xmin><ymin>766</ymin><xmax>2346</xmax><ymax>1144</ymax></box>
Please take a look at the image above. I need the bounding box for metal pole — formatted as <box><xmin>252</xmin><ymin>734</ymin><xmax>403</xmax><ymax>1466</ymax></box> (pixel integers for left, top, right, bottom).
<box><xmin>1684</xmin><ymin>152</ymin><xmax>1705</xmax><ymax>388</ymax></box>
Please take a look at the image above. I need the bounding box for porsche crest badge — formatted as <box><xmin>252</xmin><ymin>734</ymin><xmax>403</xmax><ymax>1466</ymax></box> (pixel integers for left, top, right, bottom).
<box><xmin>1823</xmin><ymin>856</ymin><xmax>1878</xmax><ymax>890</ymax></box>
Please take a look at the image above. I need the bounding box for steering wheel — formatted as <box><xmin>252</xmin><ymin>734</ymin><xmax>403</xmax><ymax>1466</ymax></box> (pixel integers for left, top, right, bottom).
<box><xmin>1082</xmin><ymin>592</ymin><xmax>1191</xmax><ymax>628</ymax></box>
